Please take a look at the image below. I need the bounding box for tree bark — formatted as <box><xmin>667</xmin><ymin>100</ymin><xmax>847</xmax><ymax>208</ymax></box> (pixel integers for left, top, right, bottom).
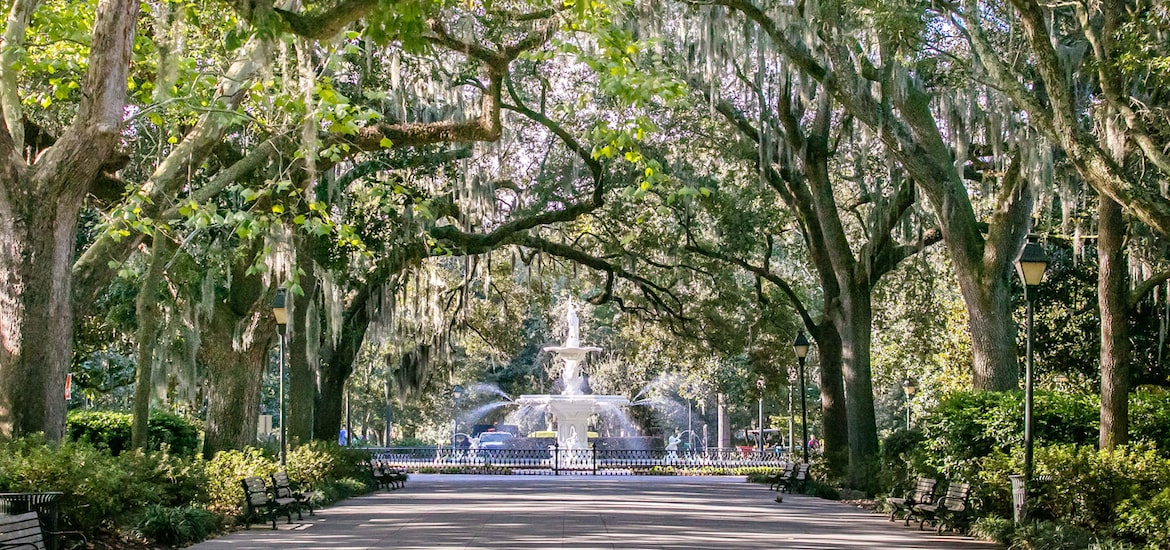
<box><xmin>313</xmin><ymin>294</ymin><xmax>369</xmax><ymax>441</ymax></box>
<box><xmin>1099</xmin><ymin>196</ymin><xmax>1129</xmax><ymax>449</ymax></box>
<box><xmin>962</xmin><ymin>273</ymin><xmax>1020</xmax><ymax>390</ymax></box>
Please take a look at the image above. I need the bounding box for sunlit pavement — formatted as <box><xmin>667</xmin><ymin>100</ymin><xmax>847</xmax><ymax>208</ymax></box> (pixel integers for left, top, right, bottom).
<box><xmin>187</xmin><ymin>474</ymin><xmax>1000</xmax><ymax>549</ymax></box>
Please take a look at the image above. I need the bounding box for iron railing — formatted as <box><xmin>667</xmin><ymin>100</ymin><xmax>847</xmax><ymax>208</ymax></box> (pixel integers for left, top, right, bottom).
<box><xmin>370</xmin><ymin>447</ymin><xmax>790</xmax><ymax>475</ymax></box>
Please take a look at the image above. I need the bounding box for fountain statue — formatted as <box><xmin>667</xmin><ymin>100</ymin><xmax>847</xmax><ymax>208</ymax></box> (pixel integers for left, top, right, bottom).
<box><xmin>516</xmin><ymin>301</ymin><xmax>629</xmax><ymax>451</ymax></box>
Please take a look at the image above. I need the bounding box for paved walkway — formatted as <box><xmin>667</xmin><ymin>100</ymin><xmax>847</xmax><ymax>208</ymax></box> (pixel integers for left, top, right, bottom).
<box><xmin>189</xmin><ymin>474</ymin><xmax>999</xmax><ymax>549</ymax></box>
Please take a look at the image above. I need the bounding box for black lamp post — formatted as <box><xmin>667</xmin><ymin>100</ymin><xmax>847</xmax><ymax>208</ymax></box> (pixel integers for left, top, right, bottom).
<box><xmin>452</xmin><ymin>384</ymin><xmax>464</xmax><ymax>448</ymax></box>
<box><xmin>271</xmin><ymin>289</ymin><xmax>289</xmax><ymax>465</ymax></box>
<box><xmin>1016</xmin><ymin>241</ymin><xmax>1049</xmax><ymax>496</ymax></box>
<box><xmin>792</xmin><ymin>331</ymin><xmax>811</xmax><ymax>463</ymax></box>
<box><xmin>756</xmin><ymin>378</ymin><xmax>765</xmax><ymax>455</ymax></box>
<box><xmin>901</xmin><ymin>378</ymin><xmax>918</xmax><ymax>429</ymax></box>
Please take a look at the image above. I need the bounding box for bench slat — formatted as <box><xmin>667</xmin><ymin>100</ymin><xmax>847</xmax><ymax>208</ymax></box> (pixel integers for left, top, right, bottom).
<box><xmin>0</xmin><ymin>511</ymin><xmax>47</xmax><ymax>550</ymax></box>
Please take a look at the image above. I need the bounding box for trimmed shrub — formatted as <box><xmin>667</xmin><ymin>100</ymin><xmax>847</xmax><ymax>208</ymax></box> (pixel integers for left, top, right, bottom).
<box><xmin>66</xmin><ymin>409</ymin><xmax>201</xmax><ymax>457</ymax></box>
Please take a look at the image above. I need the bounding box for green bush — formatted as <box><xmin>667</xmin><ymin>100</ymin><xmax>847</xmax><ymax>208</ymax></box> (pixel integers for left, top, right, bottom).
<box><xmin>1114</xmin><ymin>488</ymin><xmax>1170</xmax><ymax>549</ymax></box>
<box><xmin>135</xmin><ymin>504</ymin><xmax>221</xmax><ymax>546</ymax></box>
<box><xmin>202</xmin><ymin>448</ymin><xmax>278</xmax><ymax>515</ymax></box>
<box><xmin>879</xmin><ymin>428</ymin><xmax>933</xmax><ymax>493</ymax></box>
<box><xmin>970</xmin><ymin>516</ymin><xmax>1015</xmax><ymax>545</ymax></box>
<box><xmin>313</xmin><ymin>477</ymin><xmax>370</xmax><ymax>504</ymax></box>
<box><xmin>204</xmin><ymin>444</ymin><xmax>375</xmax><ymax>516</ymax></box>
<box><xmin>0</xmin><ymin>436</ymin><xmax>206</xmax><ymax>538</ymax></box>
<box><xmin>1011</xmin><ymin>520</ymin><xmax>1094</xmax><ymax>550</ymax></box>
<box><xmin>1</xmin><ymin>437</ymin><xmax>374</xmax><ymax>543</ymax></box>
<box><xmin>918</xmin><ymin>391</ymin><xmax>1099</xmax><ymax>482</ymax></box>
<box><xmin>968</xmin><ymin>443</ymin><xmax>1170</xmax><ymax>547</ymax></box>
<box><xmin>287</xmin><ymin>441</ymin><xmax>373</xmax><ymax>488</ymax></box>
<box><xmin>1129</xmin><ymin>390</ymin><xmax>1170</xmax><ymax>451</ymax></box>
<box><xmin>66</xmin><ymin>409</ymin><xmax>201</xmax><ymax>456</ymax></box>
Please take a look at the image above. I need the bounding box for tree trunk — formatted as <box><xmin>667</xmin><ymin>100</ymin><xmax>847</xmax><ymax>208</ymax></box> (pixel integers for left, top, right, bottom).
<box><xmin>287</xmin><ymin>245</ymin><xmax>318</xmax><ymax>444</ymax></box>
<box><xmin>313</xmin><ymin>278</ymin><xmax>372</xmax><ymax>442</ymax></box>
<box><xmin>961</xmin><ymin>271</ymin><xmax>1020</xmax><ymax>390</ymax></box>
<box><xmin>199</xmin><ymin>260</ymin><xmax>273</xmax><ymax>457</ymax></box>
<box><xmin>131</xmin><ymin>237</ymin><xmax>171</xmax><ymax>450</ymax></box>
<box><xmin>0</xmin><ymin>190</ymin><xmax>85</xmax><ymax>440</ymax></box>
<box><xmin>200</xmin><ymin>308</ymin><xmax>271</xmax><ymax>457</ymax></box>
<box><xmin>837</xmin><ymin>286</ymin><xmax>880</xmax><ymax>490</ymax></box>
<box><xmin>1099</xmin><ymin>196</ymin><xmax>1129</xmax><ymax>449</ymax></box>
<box><xmin>314</xmin><ymin>357</ymin><xmax>347</xmax><ymax>443</ymax></box>
<box><xmin>0</xmin><ymin>0</ymin><xmax>140</xmax><ymax>440</ymax></box>
<box><xmin>717</xmin><ymin>392</ymin><xmax>730</xmax><ymax>452</ymax></box>
<box><xmin>812</xmin><ymin>321</ymin><xmax>849</xmax><ymax>477</ymax></box>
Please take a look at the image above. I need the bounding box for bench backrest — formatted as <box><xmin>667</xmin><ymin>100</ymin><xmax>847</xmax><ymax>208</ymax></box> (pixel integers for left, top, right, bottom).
<box><xmin>0</xmin><ymin>511</ymin><xmax>46</xmax><ymax>550</ymax></box>
<box><xmin>911</xmin><ymin>478</ymin><xmax>937</xmax><ymax>502</ymax></box>
<box><xmin>793</xmin><ymin>463</ymin><xmax>809</xmax><ymax>480</ymax></box>
<box><xmin>778</xmin><ymin>462</ymin><xmax>795</xmax><ymax>478</ymax></box>
<box><xmin>941</xmin><ymin>482</ymin><xmax>971</xmax><ymax>511</ymax></box>
<box><xmin>271</xmin><ymin>472</ymin><xmax>293</xmax><ymax>499</ymax></box>
<box><xmin>241</xmin><ymin>477</ymin><xmax>270</xmax><ymax>507</ymax></box>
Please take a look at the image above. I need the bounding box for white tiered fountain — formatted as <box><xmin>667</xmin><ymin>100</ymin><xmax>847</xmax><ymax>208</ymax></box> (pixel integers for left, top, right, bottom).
<box><xmin>516</xmin><ymin>302</ymin><xmax>629</xmax><ymax>452</ymax></box>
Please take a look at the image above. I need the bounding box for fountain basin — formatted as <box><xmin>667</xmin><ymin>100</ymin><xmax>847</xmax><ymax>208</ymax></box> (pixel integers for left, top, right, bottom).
<box><xmin>515</xmin><ymin>394</ymin><xmax>630</xmax><ymax>450</ymax></box>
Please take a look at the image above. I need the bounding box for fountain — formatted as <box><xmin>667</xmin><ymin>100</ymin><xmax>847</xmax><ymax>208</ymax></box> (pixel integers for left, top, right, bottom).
<box><xmin>515</xmin><ymin>302</ymin><xmax>630</xmax><ymax>451</ymax></box>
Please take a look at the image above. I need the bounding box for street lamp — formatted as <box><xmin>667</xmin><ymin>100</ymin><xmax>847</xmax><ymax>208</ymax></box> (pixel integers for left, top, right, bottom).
<box><xmin>901</xmin><ymin>377</ymin><xmax>918</xmax><ymax>429</ymax></box>
<box><xmin>1016</xmin><ymin>239</ymin><xmax>1049</xmax><ymax>515</ymax></box>
<box><xmin>451</xmin><ymin>384</ymin><xmax>464</xmax><ymax>448</ymax></box>
<box><xmin>756</xmin><ymin>378</ymin><xmax>765</xmax><ymax>455</ymax></box>
<box><xmin>271</xmin><ymin>289</ymin><xmax>288</xmax><ymax>465</ymax></box>
<box><xmin>792</xmin><ymin>331</ymin><xmax>811</xmax><ymax>463</ymax></box>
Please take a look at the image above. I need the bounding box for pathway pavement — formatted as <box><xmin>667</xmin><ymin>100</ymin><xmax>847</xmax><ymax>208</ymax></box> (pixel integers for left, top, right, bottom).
<box><xmin>188</xmin><ymin>474</ymin><xmax>1000</xmax><ymax>549</ymax></box>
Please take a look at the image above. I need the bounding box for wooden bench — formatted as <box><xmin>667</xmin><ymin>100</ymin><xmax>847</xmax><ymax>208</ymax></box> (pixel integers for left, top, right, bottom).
<box><xmin>0</xmin><ymin>511</ymin><xmax>85</xmax><ymax>550</ymax></box>
<box><xmin>774</xmin><ymin>463</ymin><xmax>809</xmax><ymax>494</ymax></box>
<box><xmin>913</xmin><ymin>482</ymin><xmax>973</xmax><ymax>534</ymax></box>
<box><xmin>764</xmin><ymin>462</ymin><xmax>796</xmax><ymax>491</ymax></box>
<box><xmin>887</xmin><ymin>477</ymin><xmax>937</xmax><ymax>525</ymax></box>
<box><xmin>272</xmin><ymin>471</ymin><xmax>317</xmax><ymax>517</ymax></box>
<box><xmin>0</xmin><ymin>512</ymin><xmax>46</xmax><ymax>550</ymax></box>
<box><xmin>240</xmin><ymin>477</ymin><xmax>298</xmax><ymax>529</ymax></box>
<box><xmin>371</xmin><ymin>463</ymin><xmax>407</xmax><ymax>490</ymax></box>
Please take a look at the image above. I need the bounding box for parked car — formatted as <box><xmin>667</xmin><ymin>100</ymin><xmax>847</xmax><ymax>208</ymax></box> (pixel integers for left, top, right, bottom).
<box><xmin>477</xmin><ymin>431</ymin><xmax>514</xmax><ymax>458</ymax></box>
